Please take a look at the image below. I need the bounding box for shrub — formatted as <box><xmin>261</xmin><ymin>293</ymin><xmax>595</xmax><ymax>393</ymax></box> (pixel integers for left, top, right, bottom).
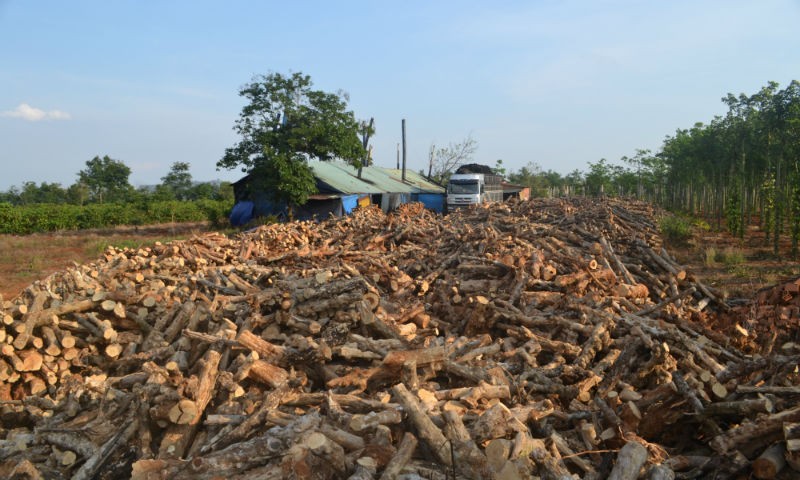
<box><xmin>659</xmin><ymin>215</ymin><xmax>692</xmax><ymax>245</ymax></box>
<box><xmin>0</xmin><ymin>200</ymin><xmax>233</xmax><ymax>234</ymax></box>
<box><xmin>719</xmin><ymin>248</ymin><xmax>746</xmax><ymax>266</ymax></box>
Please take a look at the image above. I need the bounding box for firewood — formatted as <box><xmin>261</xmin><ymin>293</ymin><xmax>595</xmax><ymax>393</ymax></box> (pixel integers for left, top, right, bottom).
<box><xmin>785</xmin><ymin>423</ymin><xmax>800</xmax><ymax>472</ymax></box>
<box><xmin>3</xmin><ymin>198</ymin><xmax>800</xmax><ymax>478</ymax></box>
<box><xmin>752</xmin><ymin>442</ymin><xmax>786</xmax><ymax>479</ymax></box>
<box><xmin>158</xmin><ymin>348</ymin><xmax>221</xmax><ymax>458</ymax></box>
<box><xmin>378</xmin><ymin>432</ymin><xmax>417</xmax><ymax>480</ymax></box>
<box><xmin>608</xmin><ymin>441</ymin><xmax>648</xmax><ymax>480</ymax></box>
<box><xmin>391</xmin><ymin>383</ymin><xmax>451</xmax><ymax>467</ymax></box>
<box><xmin>646</xmin><ymin>464</ymin><xmax>675</xmax><ymax>480</ymax></box>
<box><xmin>710</xmin><ymin>404</ymin><xmax>800</xmax><ymax>454</ymax></box>
<box><xmin>442</xmin><ymin>409</ymin><xmax>492</xmax><ymax>479</ymax></box>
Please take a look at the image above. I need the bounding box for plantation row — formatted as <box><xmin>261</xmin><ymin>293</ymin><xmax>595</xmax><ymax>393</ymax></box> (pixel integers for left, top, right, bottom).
<box><xmin>0</xmin><ymin>200</ymin><xmax>232</xmax><ymax>234</ymax></box>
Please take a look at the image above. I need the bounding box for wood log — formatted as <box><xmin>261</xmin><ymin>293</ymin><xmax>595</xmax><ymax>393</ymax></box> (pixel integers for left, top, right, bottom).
<box><xmin>442</xmin><ymin>409</ymin><xmax>492</xmax><ymax>479</ymax></box>
<box><xmin>378</xmin><ymin>432</ymin><xmax>417</xmax><ymax>480</ymax></box>
<box><xmin>608</xmin><ymin>441</ymin><xmax>648</xmax><ymax>480</ymax></box>
<box><xmin>710</xmin><ymin>405</ymin><xmax>800</xmax><ymax>454</ymax></box>
<box><xmin>646</xmin><ymin>464</ymin><xmax>675</xmax><ymax>480</ymax></box>
<box><xmin>391</xmin><ymin>383</ymin><xmax>451</xmax><ymax>466</ymax></box>
<box><xmin>752</xmin><ymin>442</ymin><xmax>786</xmax><ymax>479</ymax></box>
<box><xmin>158</xmin><ymin>348</ymin><xmax>221</xmax><ymax>459</ymax></box>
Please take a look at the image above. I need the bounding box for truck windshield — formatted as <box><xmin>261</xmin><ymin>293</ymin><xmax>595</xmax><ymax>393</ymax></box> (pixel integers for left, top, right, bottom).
<box><xmin>447</xmin><ymin>179</ymin><xmax>479</xmax><ymax>194</ymax></box>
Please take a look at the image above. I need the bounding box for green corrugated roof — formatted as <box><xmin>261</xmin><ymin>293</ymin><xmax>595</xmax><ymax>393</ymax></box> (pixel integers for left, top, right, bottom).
<box><xmin>309</xmin><ymin>161</ymin><xmax>444</xmax><ymax>194</ymax></box>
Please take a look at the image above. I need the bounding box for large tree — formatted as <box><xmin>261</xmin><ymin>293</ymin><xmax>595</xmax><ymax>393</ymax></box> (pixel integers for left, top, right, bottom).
<box><xmin>218</xmin><ymin>72</ymin><xmax>366</xmax><ymax>206</ymax></box>
<box><xmin>77</xmin><ymin>155</ymin><xmax>133</xmax><ymax>203</ymax></box>
<box><xmin>161</xmin><ymin>161</ymin><xmax>193</xmax><ymax>200</ymax></box>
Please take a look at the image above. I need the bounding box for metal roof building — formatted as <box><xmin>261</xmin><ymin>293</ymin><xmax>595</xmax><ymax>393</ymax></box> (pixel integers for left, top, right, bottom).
<box><xmin>230</xmin><ymin>161</ymin><xmax>445</xmax><ymax>225</ymax></box>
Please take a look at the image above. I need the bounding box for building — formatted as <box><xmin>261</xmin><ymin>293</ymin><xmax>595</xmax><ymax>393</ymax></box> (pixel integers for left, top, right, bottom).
<box><xmin>230</xmin><ymin>161</ymin><xmax>445</xmax><ymax>225</ymax></box>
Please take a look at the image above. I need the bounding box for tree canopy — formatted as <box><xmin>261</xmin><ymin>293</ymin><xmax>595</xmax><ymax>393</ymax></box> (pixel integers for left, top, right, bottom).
<box><xmin>77</xmin><ymin>155</ymin><xmax>133</xmax><ymax>203</ymax></box>
<box><xmin>161</xmin><ymin>161</ymin><xmax>193</xmax><ymax>200</ymax></box>
<box><xmin>218</xmin><ymin>72</ymin><xmax>367</xmax><ymax>206</ymax></box>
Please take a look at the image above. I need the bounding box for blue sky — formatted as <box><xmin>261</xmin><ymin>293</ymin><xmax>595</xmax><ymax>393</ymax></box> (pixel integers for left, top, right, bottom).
<box><xmin>1</xmin><ymin>0</ymin><xmax>798</xmax><ymax>190</ymax></box>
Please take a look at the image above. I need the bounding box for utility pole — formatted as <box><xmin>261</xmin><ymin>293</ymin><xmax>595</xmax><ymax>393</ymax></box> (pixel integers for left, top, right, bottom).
<box><xmin>401</xmin><ymin>119</ymin><xmax>407</xmax><ymax>182</ymax></box>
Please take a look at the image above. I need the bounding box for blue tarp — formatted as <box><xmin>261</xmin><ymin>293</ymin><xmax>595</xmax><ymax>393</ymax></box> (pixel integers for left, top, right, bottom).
<box><xmin>341</xmin><ymin>194</ymin><xmax>359</xmax><ymax>214</ymax></box>
<box><xmin>229</xmin><ymin>201</ymin><xmax>255</xmax><ymax>226</ymax></box>
<box><xmin>415</xmin><ymin>193</ymin><xmax>445</xmax><ymax>213</ymax></box>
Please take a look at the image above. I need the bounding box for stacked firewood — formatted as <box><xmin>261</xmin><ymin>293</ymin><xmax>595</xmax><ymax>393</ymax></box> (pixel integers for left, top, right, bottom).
<box><xmin>1</xmin><ymin>197</ymin><xmax>799</xmax><ymax>479</ymax></box>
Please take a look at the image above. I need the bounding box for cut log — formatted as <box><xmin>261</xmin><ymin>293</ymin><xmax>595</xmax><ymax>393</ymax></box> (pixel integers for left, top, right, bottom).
<box><xmin>608</xmin><ymin>441</ymin><xmax>648</xmax><ymax>480</ymax></box>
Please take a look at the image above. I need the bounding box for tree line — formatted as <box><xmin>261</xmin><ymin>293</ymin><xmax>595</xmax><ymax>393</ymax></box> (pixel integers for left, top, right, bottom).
<box><xmin>0</xmin><ymin>156</ymin><xmax>233</xmax><ymax>206</ymax></box>
<box><xmin>501</xmin><ymin>80</ymin><xmax>800</xmax><ymax>254</ymax></box>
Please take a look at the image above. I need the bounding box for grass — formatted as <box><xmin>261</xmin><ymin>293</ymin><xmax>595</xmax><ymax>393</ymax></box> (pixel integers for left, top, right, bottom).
<box><xmin>719</xmin><ymin>248</ymin><xmax>746</xmax><ymax>267</ymax></box>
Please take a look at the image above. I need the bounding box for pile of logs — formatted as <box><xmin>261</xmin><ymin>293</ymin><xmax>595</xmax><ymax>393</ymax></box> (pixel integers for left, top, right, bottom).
<box><xmin>1</xmin><ymin>197</ymin><xmax>799</xmax><ymax>479</ymax></box>
<box><xmin>709</xmin><ymin>276</ymin><xmax>800</xmax><ymax>356</ymax></box>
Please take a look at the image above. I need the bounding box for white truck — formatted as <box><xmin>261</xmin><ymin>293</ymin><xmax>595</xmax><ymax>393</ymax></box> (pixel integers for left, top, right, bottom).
<box><xmin>446</xmin><ymin>164</ymin><xmax>504</xmax><ymax>211</ymax></box>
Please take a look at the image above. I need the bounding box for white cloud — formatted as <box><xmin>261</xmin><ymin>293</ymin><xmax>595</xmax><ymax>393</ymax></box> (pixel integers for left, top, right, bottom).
<box><xmin>1</xmin><ymin>103</ymin><xmax>72</xmax><ymax>121</ymax></box>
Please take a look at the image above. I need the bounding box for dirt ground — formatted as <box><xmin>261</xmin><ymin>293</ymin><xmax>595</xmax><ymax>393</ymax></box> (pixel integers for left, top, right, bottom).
<box><xmin>0</xmin><ymin>222</ymin><xmax>210</xmax><ymax>301</ymax></box>
<box><xmin>667</xmin><ymin>222</ymin><xmax>800</xmax><ymax>303</ymax></box>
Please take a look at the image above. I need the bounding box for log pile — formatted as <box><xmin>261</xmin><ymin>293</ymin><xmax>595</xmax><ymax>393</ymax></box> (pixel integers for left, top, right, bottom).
<box><xmin>1</xmin><ymin>197</ymin><xmax>799</xmax><ymax>479</ymax></box>
<box><xmin>709</xmin><ymin>275</ymin><xmax>800</xmax><ymax>356</ymax></box>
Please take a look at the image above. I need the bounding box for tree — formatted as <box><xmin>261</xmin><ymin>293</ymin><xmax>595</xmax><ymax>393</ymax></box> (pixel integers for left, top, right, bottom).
<box><xmin>427</xmin><ymin>134</ymin><xmax>478</xmax><ymax>184</ymax></box>
<box><xmin>77</xmin><ymin>155</ymin><xmax>133</xmax><ymax>203</ymax></box>
<box><xmin>17</xmin><ymin>182</ymin><xmax>68</xmax><ymax>204</ymax></box>
<box><xmin>161</xmin><ymin>161</ymin><xmax>193</xmax><ymax>200</ymax></box>
<box><xmin>493</xmin><ymin>159</ymin><xmax>507</xmax><ymax>177</ymax></box>
<box><xmin>218</xmin><ymin>72</ymin><xmax>366</xmax><ymax>207</ymax></box>
<box><xmin>66</xmin><ymin>182</ymin><xmax>90</xmax><ymax>206</ymax></box>
<box><xmin>508</xmin><ymin>162</ymin><xmax>549</xmax><ymax>197</ymax></box>
<box><xmin>584</xmin><ymin>159</ymin><xmax>615</xmax><ymax>196</ymax></box>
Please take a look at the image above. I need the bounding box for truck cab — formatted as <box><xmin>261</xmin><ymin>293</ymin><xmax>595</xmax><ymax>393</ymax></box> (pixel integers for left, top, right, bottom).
<box><xmin>446</xmin><ymin>172</ymin><xmax>503</xmax><ymax>211</ymax></box>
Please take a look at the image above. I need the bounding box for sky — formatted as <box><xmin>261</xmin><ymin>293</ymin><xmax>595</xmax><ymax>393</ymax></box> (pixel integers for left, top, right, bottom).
<box><xmin>1</xmin><ymin>0</ymin><xmax>798</xmax><ymax>191</ymax></box>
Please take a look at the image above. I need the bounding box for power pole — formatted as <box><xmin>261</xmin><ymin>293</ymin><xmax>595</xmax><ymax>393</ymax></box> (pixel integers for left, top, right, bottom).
<box><xmin>401</xmin><ymin>119</ymin><xmax>407</xmax><ymax>182</ymax></box>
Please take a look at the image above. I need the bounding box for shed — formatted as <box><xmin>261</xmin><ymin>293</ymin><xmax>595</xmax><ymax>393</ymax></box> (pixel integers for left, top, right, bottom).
<box><xmin>230</xmin><ymin>161</ymin><xmax>445</xmax><ymax>225</ymax></box>
<box><xmin>502</xmin><ymin>182</ymin><xmax>531</xmax><ymax>201</ymax></box>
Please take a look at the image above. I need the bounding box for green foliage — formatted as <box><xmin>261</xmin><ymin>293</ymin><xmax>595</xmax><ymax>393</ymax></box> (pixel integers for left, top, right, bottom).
<box><xmin>761</xmin><ymin>171</ymin><xmax>776</xmax><ymax>242</ymax></box>
<box><xmin>218</xmin><ymin>72</ymin><xmax>366</xmax><ymax>207</ymax></box>
<box><xmin>692</xmin><ymin>218</ymin><xmax>711</xmax><ymax>231</ymax></box>
<box><xmin>584</xmin><ymin>159</ymin><xmax>616</xmax><ymax>196</ymax></box>
<box><xmin>78</xmin><ymin>155</ymin><xmax>133</xmax><ymax>203</ymax></box>
<box><xmin>0</xmin><ymin>200</ymin><xmax>232</xmax><ymax>234</ymax></box>
<box><xmin>725</xmin><ymin>188</ymin><xmax>744</xmax><ymax>238</ymax></box>
<box><xmin>507</xmin><ymin>161</ymin><xmax>550</xmax><ymax>197</ymax></box>
<box><xmin>659</xmin><ymin>215</ymin><xmax>692</xmax><ymax>244</ymax></box>
<box><xmin>790</xmin><ymin>169</ymin><xmax>800</xmax><ymax>257</ymax></box>
<box><xmin>493</xmin><ymin>159</ymin><xmax>507</xmax><ymax>177</ymax></box>
<box><xmin>249</xmin><ymin>153</ymin><xmax>317</xmax><ymax>207</ymax></box>
<box><xmin>161</xmin><ymin>161</ymin><xmax>193</xmax><ymax>200</ymax></box>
